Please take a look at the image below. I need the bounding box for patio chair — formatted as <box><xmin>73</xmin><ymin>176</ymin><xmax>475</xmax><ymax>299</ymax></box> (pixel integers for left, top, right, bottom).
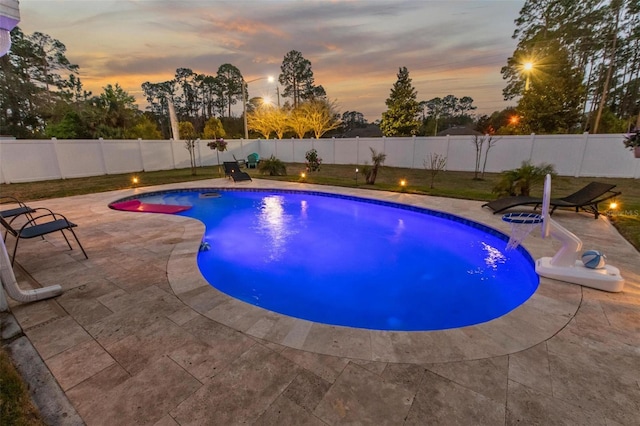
<box><xmin>1</xmin><ymin>207</ymin><xmax>88</xmax><ymax>265</ymax></box>
<box><xmin>482</xmin><ymin>181</ymin><xmax>620</xmax><ymax>219</ymax></box>
<box><xmin>223</xmin><ymin>161</ymin><xmax>252</xmax><ymax>182</ymax></box>
<box><xmin>247</xmin><ymin>153</ymin><xmax>260</xmax><ymax>169</ymax></box>
<box><xmin>1</xmin><ymin>196</ymin><xmax>35</xmax><ymax>220</ymax></box>
<box><xmin>1</xmin><ymin>196</ymin><xmax>36</xmax><ymax>240</ymax></box>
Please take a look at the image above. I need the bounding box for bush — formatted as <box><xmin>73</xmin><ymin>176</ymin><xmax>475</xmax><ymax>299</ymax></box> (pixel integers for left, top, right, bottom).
<box><xmin>258</xmin><ymin>155</ymin><xmax>287</xmax><ymax>176</ymax></box>
<box><xmin>493</xmin><ymin>161</ymin><xmax>556</xmax><ymax>196</ymax></box>
<box><xmin>305</xmin><ymin>148</ymin><xmax>322</xmax><ymax>171</ymax></box>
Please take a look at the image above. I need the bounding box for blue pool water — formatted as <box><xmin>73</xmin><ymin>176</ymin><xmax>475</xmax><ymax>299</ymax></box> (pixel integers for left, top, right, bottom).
<box><xmin>133</xmin><ymin>189</ymin><xmax>539</xmax><ymax>331</ymax></box>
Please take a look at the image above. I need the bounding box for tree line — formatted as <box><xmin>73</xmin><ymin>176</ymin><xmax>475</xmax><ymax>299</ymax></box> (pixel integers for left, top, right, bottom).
<box><xmin>379</xmin><ymin>0</ymin><xmax>639</xmax><ymax>136</ymax></box>
<box><xmin>4</xmin><ymin>0</ymin><xmax>637</xmax><ymax>142</ymax></box>
<box><xmin>501</xmin><ymin>0</ymin><xmax>639</xmax><ymax>134</ymax></box>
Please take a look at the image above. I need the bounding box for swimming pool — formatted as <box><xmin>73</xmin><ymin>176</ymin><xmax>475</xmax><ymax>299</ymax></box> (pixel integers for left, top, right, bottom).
<box><xmin>111</xmin><ymin>188</ymin><xmax>539</xmax><ymax>331</ymax></box>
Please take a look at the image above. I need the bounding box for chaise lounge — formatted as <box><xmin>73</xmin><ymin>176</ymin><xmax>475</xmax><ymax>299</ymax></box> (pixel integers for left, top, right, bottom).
<box><xmin>482</xmin><ymin>181</ymin><xmax>620</xmax><ymax>219</ymax></box>
<box><xmin>223</xmin><ymin>161</ymin><xmax>252</xmax><ymax>182</ymax></box>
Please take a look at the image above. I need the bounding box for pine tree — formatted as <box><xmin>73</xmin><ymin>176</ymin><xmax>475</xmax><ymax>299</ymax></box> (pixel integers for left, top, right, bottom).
<box><xmin>380</xmin><ymin>67</ymin><xmax>420</xmax><ymax>136</ymax></box>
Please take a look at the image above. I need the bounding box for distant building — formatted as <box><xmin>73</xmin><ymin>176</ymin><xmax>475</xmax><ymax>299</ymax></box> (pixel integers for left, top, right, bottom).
<box><xmin>436</xmin><ymin>126</ymin><xmax>482</xmax><ymax>136</ymax></box>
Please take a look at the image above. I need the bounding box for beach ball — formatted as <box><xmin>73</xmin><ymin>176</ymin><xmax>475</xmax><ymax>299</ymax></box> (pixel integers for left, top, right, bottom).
<box><xmin>581</xmin><ymin>250</ymin><xmax>606</xmax><ymax>269</ymax></box>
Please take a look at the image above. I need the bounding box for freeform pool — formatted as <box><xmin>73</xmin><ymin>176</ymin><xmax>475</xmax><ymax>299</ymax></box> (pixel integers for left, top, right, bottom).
<box><xmin>113</xmin><ymin>189</ymin><xmax>539</xmax><ymax>331</ymax></box>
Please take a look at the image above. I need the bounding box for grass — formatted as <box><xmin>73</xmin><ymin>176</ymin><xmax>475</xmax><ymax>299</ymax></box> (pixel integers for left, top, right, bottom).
<box><xmin>0</xmin><ymin>346</ymin><xmax>45</xmax><ymax>425</ymax></box>
<box><xmin>2</xmin><ymin>163</ymin><xmax>638</xmax><ymax>250</ymax></box>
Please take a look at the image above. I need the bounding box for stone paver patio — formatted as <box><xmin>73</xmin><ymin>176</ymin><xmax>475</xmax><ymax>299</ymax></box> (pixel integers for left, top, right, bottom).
<box><xmin>2</xmin><ymin>178</ymin><xmax>639</xmax><ymax>425</ymax></box>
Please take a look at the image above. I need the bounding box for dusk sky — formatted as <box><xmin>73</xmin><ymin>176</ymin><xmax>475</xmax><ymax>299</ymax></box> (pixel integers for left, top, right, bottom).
<box><xmin>18</xmin><ymin>0</ymin><xmax>525</xmax><ymax>121</ymax></box>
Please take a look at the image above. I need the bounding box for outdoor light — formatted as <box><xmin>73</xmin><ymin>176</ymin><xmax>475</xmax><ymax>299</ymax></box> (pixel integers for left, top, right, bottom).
<box><xmin>243</xmin><ymin>74</ymin><xmax>276</xmax><ymax>139</ymax></box>
<box><xmin>132</xmin><ymin>176</ymin><xmax>139</xmax><ymax>184</ymax></box>
<box><xmin>523</xmin><ymin>61</ymin><xmax>534</xmax><ymax>91</ymax></box>
<box><xmin>400</xmin><ymin>179</ymin><xmax>407</xmax><ymax>187</ymax></box>
<box><xmin>300</xmin><ymin>172</ymin><xmax>306</xmax><ymax>179</ymax></box>
<box><xmin>0</xmin><ymin>0</ymin><xmax>20</xmax><ymax>57</ymax></box>
<box><xmin>609</xmin><ymin>201</ymin><xmax>618</xmax><ymax>210</ymax></box>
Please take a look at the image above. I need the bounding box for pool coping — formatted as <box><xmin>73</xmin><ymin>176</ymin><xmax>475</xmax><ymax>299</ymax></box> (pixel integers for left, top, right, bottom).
<box><xmin>114</xmin><ymin>180</ymin><xmax>583</xmax><ymax>363</ymax></box>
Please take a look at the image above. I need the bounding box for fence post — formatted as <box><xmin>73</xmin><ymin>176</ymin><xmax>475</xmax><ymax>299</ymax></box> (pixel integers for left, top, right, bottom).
<box><xmin>332</xmin><ymin>137</ymin><xmax>336</xmax><ymax>165</ymax></box>
<box><xmin>196</xmin><ymin>138</ymin><xmax>202</xmax><ymax>167</ymax></box>
<box><xmin>411</xmin><ymin>135</ymin><xmax>417</xmax><ymax>169</ymax></box>
<box><xmin>169</xmin><ymin>138</ymin><xmax>177</xmax><ymax>169</ymax></box>
<box><xmin>356</xmin><ymin>136</ymin><xmax>360</xmax><ymax>165</ymax></box>
<box><xmin>51</xmin><ymin>138</ymin><xmax>65</xmax><ymax>179</ymax></box>
<box><xmin>97</xmin><ymin>137</ymin><xmax>109</xmax><ymax>175</ymax></box>
<box><xmin>0</xmin><ymin>140</ymin><xmax>9</xmax><ymax>184</ymax></box>
<box><xmin>574</xmin><ymin>132</ymin><xmax>590</xmax><ymax>177</ymax></box>
<box><xmin>528</xmin><ymin>133</ymin><xmax>536</xmax><ymax>162</ymax></box>
<box><xmin>137</xmin><ymin>138</ymin><xmax>145</xmax><ymax>171</ymax></box>
<box><xmin>444</xmin><ymin>135</ymin><xmax>451</xmax><ymax>171</ymax></box>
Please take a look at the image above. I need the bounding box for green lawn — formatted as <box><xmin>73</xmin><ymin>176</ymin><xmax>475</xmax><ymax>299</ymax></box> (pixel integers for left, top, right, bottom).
<box><xmin>2</xmin><ymin>163</ymin><xmax>638</xmax><ymax>250</ymax></box>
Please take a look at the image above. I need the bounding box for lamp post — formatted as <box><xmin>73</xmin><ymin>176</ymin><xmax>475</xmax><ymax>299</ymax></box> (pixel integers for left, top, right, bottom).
<box><xmin>523</xmin><ymin>62</ymin><xmax>533</xmax><ymax>91</ymax></box>
<box><xmin>243</xmin><ymin>75</ymin><xmax>275</xmax><ymax>139</ymax></box>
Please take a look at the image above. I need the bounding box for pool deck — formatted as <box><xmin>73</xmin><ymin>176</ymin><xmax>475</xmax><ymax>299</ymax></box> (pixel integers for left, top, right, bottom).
<box><xmin>2</xmin><ymin>178</ymin><xmax>639</xmax><ymax>425</ymax></box>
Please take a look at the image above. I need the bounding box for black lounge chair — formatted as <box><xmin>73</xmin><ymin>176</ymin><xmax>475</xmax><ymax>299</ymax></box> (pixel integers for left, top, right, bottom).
<box><xmin>482</xmin><ymin>182</ymin><xmax>620</xmax><ymax>219</ymax></box>
<box><xmin>223</xmin><ymin>161</ymin><xmax>252</xmax><ymax>182</ymax></box>
<box><xmin>1</xmin><ymin>207</ymin><xmax>88</xmax><ymax>265</ymax></box>
<box><xmin>232</xmin><ymin>154</ymin><xmax>246</xmax><ymax>168</ymax></box>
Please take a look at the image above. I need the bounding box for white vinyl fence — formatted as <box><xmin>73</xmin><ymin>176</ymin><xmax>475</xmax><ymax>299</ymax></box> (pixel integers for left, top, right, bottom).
<box><xmin>0</xmin><ymin>133</ymin><xmax>638</xmax><ymax>184</ymax></box>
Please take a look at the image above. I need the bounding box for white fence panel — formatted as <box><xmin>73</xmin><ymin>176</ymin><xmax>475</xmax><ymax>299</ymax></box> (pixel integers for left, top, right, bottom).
<box><xmin>224</xmin><ymin>140</ymin><xmax>259</xmax><ymax>164</ymax></box>
<box><xmin>578</xmin><ymin>134</ymin><xmax>632</xmax><ymax>177</ymax></box>
<box><xmin>140</xmin><ymin>140</ymin><xmax>174</xmax><ymax>171</ymax></box>
<box><xmin>314</xmin><ymin>138</ymin><xmax>340</xmax><ymax>164</ymax></box>
<box><xmin>170</xmin><ymin>141</ymin><xmax>194</xmax><ymax>170</ymax></box>
<box><xmin>384</xmin><ymin>137</ymin><xmax>415</xmax><ymax>168</ymax></box>
<box><xmin>413</xmin><ymin>138</ymin><xmax>448</xmax><ymax>170</ymax></box>
<box><xmin>55</xmin><ymin>139</ymin><xmax>105</xmax><ymax>178</ymax></box>
<box><xmin>0</xmin><ymin>140</ymin><xmax>61</xmax><ymax>183</ymax></box>
<box><xmin>1</xmin><ymin>135</ymin><xmax>638</xmax><ymax>184</ymax></box>
<box><xmin>333</xmin><ymin>138</ymin><xmax>358</xmax><ymax>165</ymax></box>
<box><xmin>529</xmin><ymin>134</ymin><xmax>584</xmax><ymax>176</ymax></box>
<box><xmin>292</xmin><ymin>139</ymin><xmax>309</xmax><ymax>163</ymax></box>
<box><xmin>445</xmin><ymin>136</ymin><xmax>480</xmax><ymax>172</ymax></box>
<box><xmin>358</xmin><ymin>138</ymin><xmax>384</xmax><ymax>166</ymax></box>
<box><xmin>258</xmin><ymin>139</ymin><xmax>277</xmax><ymax>160</ymax></box>
<box><xmin>483</xmin><ymin>136</ymin><xmax>532</xmax><ymax>173</ymax></box>
<box><xmin>277</xmin><ymin>139</ymin><xmax>295</xmax><ymax>162</ymax></box>
<box><xmin>101</xmin><ymin>139</ymin><xmax>143</xmax><ymax>174</ymax></box>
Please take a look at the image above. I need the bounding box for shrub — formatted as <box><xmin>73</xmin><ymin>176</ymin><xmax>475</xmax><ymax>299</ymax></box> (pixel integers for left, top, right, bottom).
<box><xmin>493</xmin><ymin>161</ymin><xmax>556</xmax><ymax>197</ymax></box>
<box><xmin>364</xmin><ymin>148</ymin><xmax>386</xmax><ymax>184</ymax></box>
<box><xmin>258</xmin><ymin>155</ymin><xmax>287</xmax><ymax>176</ymax></box>
<box><xmin>305</xmin><ymin>149</ymin><xmax>322</xmax><ymax>171</ymax></box>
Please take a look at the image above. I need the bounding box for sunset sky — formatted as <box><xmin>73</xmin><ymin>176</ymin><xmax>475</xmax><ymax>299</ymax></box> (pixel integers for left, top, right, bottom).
<box><xmin>17</xmin><ymin>0</ymin><xmax>525</xmax><ymax>121</ymax></box>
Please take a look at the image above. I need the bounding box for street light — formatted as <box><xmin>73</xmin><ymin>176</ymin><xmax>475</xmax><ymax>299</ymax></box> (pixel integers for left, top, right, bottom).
<box><xmin>523</xmin><ymin>62</ymin><xmax>533</xmax><ymax>91</ymax></box>
<box><xmin>243</xmin><ymin>75</ymin><xmax>275</xmax><ymax>139</ymax></box>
